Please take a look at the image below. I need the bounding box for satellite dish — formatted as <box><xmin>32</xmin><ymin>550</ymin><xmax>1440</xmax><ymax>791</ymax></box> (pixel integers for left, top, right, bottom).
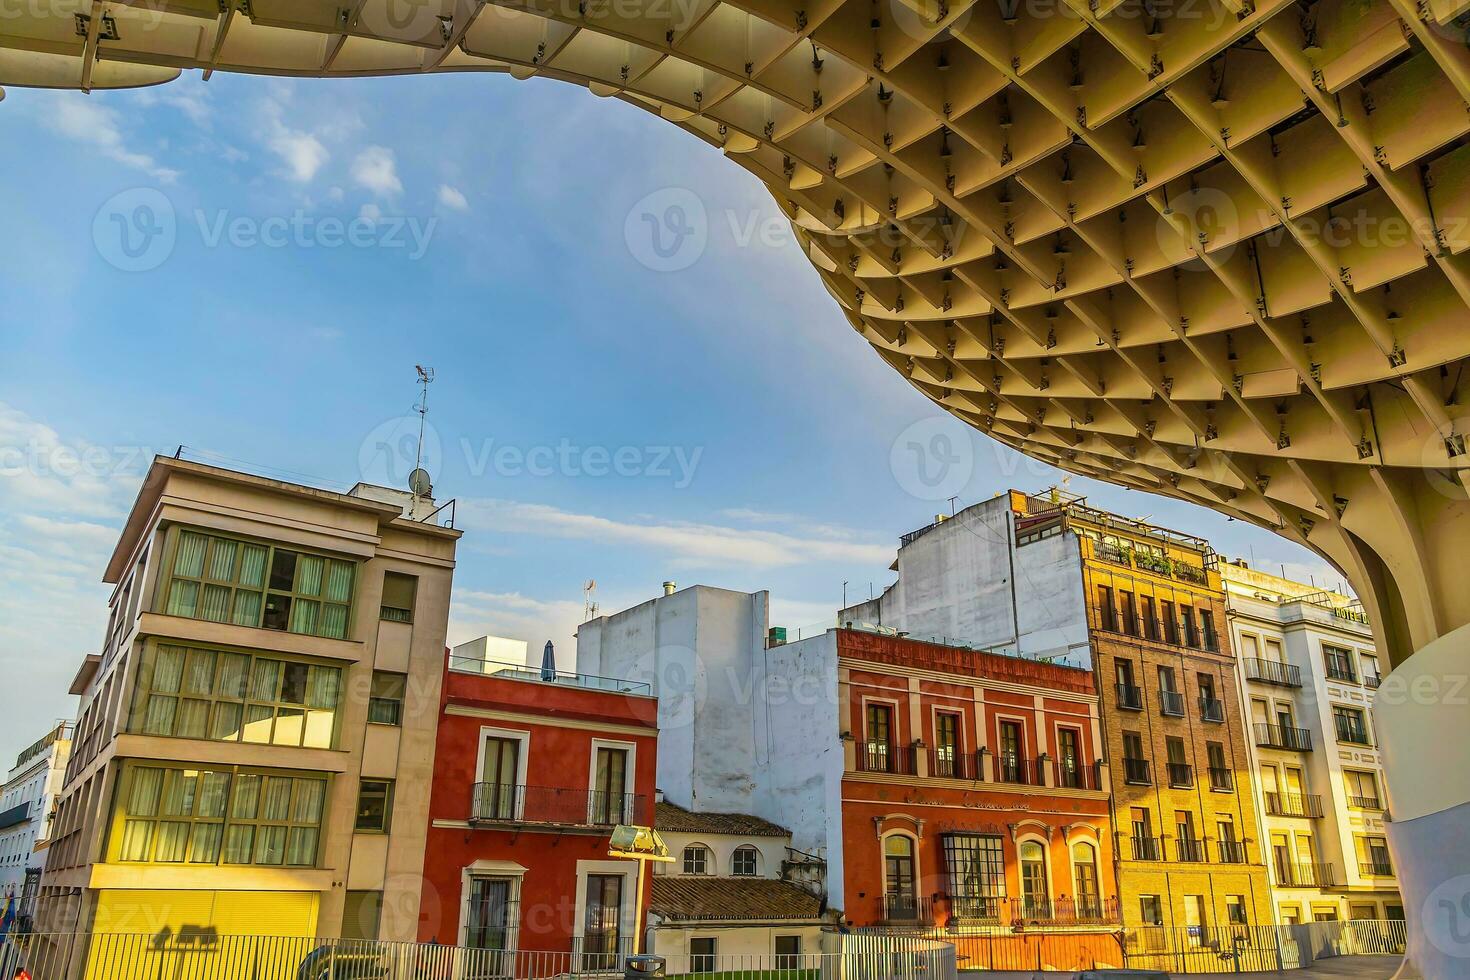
<box><xmin>408</xmin><ymin>468</ymin><xmax>433</xmax><ymax>497</ymax></box>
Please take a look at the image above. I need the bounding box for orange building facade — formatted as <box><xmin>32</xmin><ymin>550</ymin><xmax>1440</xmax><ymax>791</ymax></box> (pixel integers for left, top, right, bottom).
<box><xmin>835</xmin><ymin>629</ymin><xmax>1119</xmax><ymax>954</ymax></box>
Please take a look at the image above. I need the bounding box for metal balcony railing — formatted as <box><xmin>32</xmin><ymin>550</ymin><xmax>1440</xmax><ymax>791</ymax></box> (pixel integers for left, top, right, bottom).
<box><xmin>1116</xmin><ymin>683</ymin><xmax>1143</xmax><ymax>710</ymax></box>
<box><xmin>1255</xmin><ymin>723</ymin><xmax>1313</xmax><ymax>751</ymax></box>
<box><xmin>880</xmin><ymin>893</ymin><xmax>935</xmax><ymax>926</ymax></box>
<box><xmin>1131</xmin><ymin>836</ymin><xmax>1163</xmax><ymax>861</ymax></box>
<box><xmin>1167</xmin><ymin>762</ymin><xmax>1194</xmax><ymax>788</ymax></box>
<box><xmin>994</xmin><ymin>756</ymin><xmax>1042</xmax><ymax>786</ymax></box>
<box><xmin>1054</xmin><ymin>759</ymin><xmax>1101</xmax><ymax>790</ymax></box>
<box><xmin>1208</xmin><ymin>767</ymin><xmax>1234</xmax><ymax>792</ymax></box>
<box><xmin>470</xmin><ymin>784</ymin><xmax>648</xmax><ymax>827</ymax></box>
<box><xmin>929</xmin><ymin>748</ymin><xmax>980</xmax><ymax>780</ymax></box>
<box><xmin>858</xmin><ymin>743</ymin><xmax>918</xmax><ymax>776</ymax></box>
<box><xmin>1008</xmin><ymin>896</ymin><xmax>1122</xmax><ymax>925</ymax></box>
<box><xmin>1364</xmin><ymin>674</ymin><xmax>1382</xmax><ymax>689</ymax></box>
<box><xmin>1349</xmin><ymin>795</ymin><xmax>1383</xmax><ymax>810</ymax></box>
<box><xmin>1325</xmin><ymin>662</ymin><xmax>1357</xmax><ymax>683</ymax></box>
<box><xmin>1159</xmin><ymin>690</ymin><xmax>1185</xmax><ymax>717</ymax></box>
<box><xmin>1123</xmin><ymin>758</ymin><xmax>1151</xmax><ymax>785</ymax></box>
<box><xmin>1278</xmin><ymin>862</ymin><xmax>1337</xmax><ymax>887</ymax></box>
<box><xmin>1360</xmin><ymin>861</ymin><xmax>1395</xmax><ymax>877</ymax></box>
<box><xmin>944</xmin><ymin>895</ymin><xmax>1005</xmax><ymax>922</ymax></box>
<box><xmin>1176</xmin><ymin>838</ymin><xmax>1207</xmax><ymax>863</ymax></box>
<box><xmin>1198</xmin><ymin>696</ymin><xmax>1225</xmax><ymax>722</ymax></box>
<box><xmin>1335</xmin><ymin>720</ymin><xmax>1373</xmax><ymax>746</ymax></box>
<box><xmin>1243</xmin><ymin>658</ymin><xmax>1303</xmax><ymax>687</ymax></box>
<box><xmin>1217</xmin><ymin>840</ymin><xmax>1249</xmax><ymax>864</ymax></box>
<box><xmin>1265</xmin><ymin>792</ymin><xmax>1324</xmax><ymax>818</ymax></box>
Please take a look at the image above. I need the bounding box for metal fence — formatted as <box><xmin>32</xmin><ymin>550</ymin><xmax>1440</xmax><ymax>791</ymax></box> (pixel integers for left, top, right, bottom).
<box><xmin>0</xmin><ymin>931</ymin><xmax>958</xmax><ymax>980</ymax></box>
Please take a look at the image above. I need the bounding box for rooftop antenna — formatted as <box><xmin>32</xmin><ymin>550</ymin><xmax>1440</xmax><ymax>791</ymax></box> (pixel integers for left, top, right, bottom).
<box><xmin>409</xmin><ymin>365</ymin><xmax>436</xmax><ymax>499</ymax></box>
<box><xmin>583</xmin><ymin>579</ymin><xmax>599</xmax><ymax>622</ymax></box>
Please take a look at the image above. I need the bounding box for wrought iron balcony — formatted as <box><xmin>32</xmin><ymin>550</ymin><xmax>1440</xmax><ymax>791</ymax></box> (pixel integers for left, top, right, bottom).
<box><xmin>858</xmin><ymin>742</ymin><xmax>917</xmax><ymax>776</ymax></box>
<box><xmin>1360</xmin><ymin>861</ymin><xmax>1395</xmax><ymax>877</ymax></box>
<box><xmin>1167</xmin><ymin>762</ymin><xmax>1194</xmax><ymax>788</ymax></box>
<box><xmin>1335</xmin><ymin>720</ymin><xmax>1373</xmax><ymax>746</ymax></box>
<box><xmin>994</xmin><ymin>756</ymin><xmax>1042</xmax><ymax>786</ymax></box>
<box><xmin>1265</xmin><ymin>792</ymin><xmax>1324</xmax><ymax>818</ymax></box>
<box><xmin>880</xmin><ymin>893</ymin><xmax>935</xmax><ymax>926</ymax></box>
<box><xmin>1255</xmin><ymin>723</ymin><xmax>1313</xmax><ymax>751</ymax></box>
<box><xmin>1325</xmin><ymin>662</ymin><xmax>1357</xmax><ymax>683</ymax></box>
<box><xmin>1217</xmin><ymin>840</ymin><xmax>1249</xmax><ymax>864</ymax></box>
<box><xmin>1176</xmin><ymin>838</ymin><xmax>1207</xmax><ymax>862</ymax></box>
<box><xmin>929</xmin><ymin>748</ymin><xmax>980</xmax><ymax>780</ymax></box>
<box><xmin>1198</xmin><ymin>696</ymin><xmax>1225</xmax><ymax>722</ymax></box>
<box><xmin>1115</xmin><ymin>683</ymin><xmax>1143</xmax><ymax>710</ymax></box>
<box><xmin>1364</xmin><ymin>674</ymin><xmax>1382</xmax><ymax>690</ymax></box>
<box><xmin>1159</xmin><ymin>690</ymin><xmax>1185</xmax><ymax>717</ymax></box>
<box><xmin>1243</xmin><ymin>658</ymin><xmax>1302</xmax><ymax>687</ymax></box>
<box><xmin>1130</xmin><ymin>836</ymin><xmax>1163</xmax><ymax>861</ymax></box>
<box><xmin>1008</xmin><ymin>896</ymin><xmax>1122</xmax><ymax>925</ymax></box>
<box><xmin>1123</xmin><ymin>757</ymin><xmax>1151</xmax><ymax>785</ymax></box>
<box><xmin>470</xmin><ymin>784</ymin><xmax>648</xmax><ymax>827</ymax></box>
<box><xmin>944</xmin><ymin>895</ymin><xmax>1004</xmax><ymax>922</ymax></box>
<box><xmin>1279</xmin><ymin>862</ymin><xmax>1337</xmax><ymax>887</ymax></box>
<box><xmin>1054</xmin><ymin>759</ymin><xmax>1101</xmax><ymax>790</ymax></box>
<box><xmin>1349</xmin><ymin>795</ymin><xmax>1383</xmax><ymax>810</ymax></box>
<box><xmin>1208</xmin><ymin>767</ymin><xmax>1234</xmax><ymax>792</ymax></box>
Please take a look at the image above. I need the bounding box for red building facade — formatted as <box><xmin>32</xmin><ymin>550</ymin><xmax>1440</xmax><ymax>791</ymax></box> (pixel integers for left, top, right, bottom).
<box><xmin>837</xmin><ymin>630</ymin><xmax>1119</xmax><ymax>952</ymax></box>
<box><xmin>418</xmin><ymin>650</ymin><xmax>658</xmax><ymax>958</ymax></box>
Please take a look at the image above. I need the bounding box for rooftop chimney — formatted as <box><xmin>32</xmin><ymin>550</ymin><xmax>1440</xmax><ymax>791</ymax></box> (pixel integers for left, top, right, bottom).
<box><xmin>663</xmin><ymin>581</ymin><xmax>677</xmax><ymax>596</ymax></box>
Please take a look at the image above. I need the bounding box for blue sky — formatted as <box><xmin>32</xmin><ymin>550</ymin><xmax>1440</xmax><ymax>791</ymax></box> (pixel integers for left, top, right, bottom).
<box><xmin>0</xmin><ymin>69</ymin><xmax>1341</xmax><ymax>765</ymax></box>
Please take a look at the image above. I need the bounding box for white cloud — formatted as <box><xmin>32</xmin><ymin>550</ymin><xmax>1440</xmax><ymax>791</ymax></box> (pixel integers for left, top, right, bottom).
<box><xmin>358</xmin><ymin>202</ymin><xmax>382</xmax><ymax>224</ymax></box>
<box><xmin>261</xmin><ymin>97</ymin><xmax>329</xmax><ymax>183</ymax></box>
<box><xmin>459</xmin><ymin>498</ymin><xmax>892</xmax><ymax>569</ymax></box>
<box><xmin>351</xmin><ymin>146</ymin><xmax>402</xmax><ymax>197</ymax></box>
<box><xmin>437</xmin><ymin>184</ymin><xmax>469</xmax><ymax>211</ymax></box>
<box><xmin>46</xmin><ymin>97</ymin><xmax>180</xmax><ymax>183</ymax></box>
<box><xmin>135</xmin><ymin>86</ymin><xmax>212</xmax><ymax>128</ymax></box>
<box><xmin>449</xmin><ymin>588</ymin><xmax>592</xmax><ymax>667</ymax></box>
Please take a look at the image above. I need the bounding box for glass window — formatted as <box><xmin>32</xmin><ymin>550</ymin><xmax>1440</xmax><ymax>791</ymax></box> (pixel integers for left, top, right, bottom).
<box><xmin>381</xmin><ymin>572</ymin><xmax>418</xmax><ymax>623</ymax></box>
<box><xmin>355</xmin><ymin>780</ymin><xmax>394</xmax><ymax>833</ymax></box>
<box><xmin>592</xmin><ymin>747</ymin><xmax>629</xmax><ymax>824</ymax></box>
<box><xmin>1072</xmin><ymin>843</ymin><xmax>1099</xmax><ymax>915</ymax></box>
<box><xmin>683</xmin><ymin>846</ymin><xmax>709</xmax><ymax>875</ymax></box>
<box><xmin>940</xmin><ymin>833</ymin><xmax>1005</xmax><ymax>919</ymax></box>
<box><xmin>689</xmin><ymin>937</ymin><xmax>716</xmax><ymax>973</ymax></box>
<box><xmin>465</xmin><ymin>877</ymin><xmax>514</xmax><ymax>951</ymax></box>
<box><xmin>583</xmin><ymin>874</ymin><xmax>624</xmax><ymax>965</ymax></box>
<box><xmin>1019</xmin><ymin>841</ymin><xmax>1049</xmax><ymax>916</ymax></box>
<box><xmin>369</xmin><ymin>672</ymin><xmax>406</xmax><ymax>726</ymax></box>
<box><xmin>131</xmin><ymin>645</ymin><xmax>341</xmax><ymax>750</ymax></box>
<box><xmin>163</xmin><ymin>528</ymin><xmax>355</xmax><ymax>640</ymax></box>
<box><xmin>112</xmin><ymin>763</ymin><xmax>325</xmax><ymax>869</ymax></box>
<box><xmin>732</xmin><ymin>846</ymin><xmax>758</xmax><ymax>876</ymax></box>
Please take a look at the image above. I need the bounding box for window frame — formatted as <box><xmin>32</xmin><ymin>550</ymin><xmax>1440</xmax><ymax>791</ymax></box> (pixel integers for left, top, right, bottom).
<box><xmin>355</xmin><ymin>779</ymin><xmax>395</xmax><ymax>834</ymax></box>
<box><xmin>160</xmin><ymin>526</ymin><xmax>357</xmax><ymax>641</ymax></box>
<box><xmin>380</xmin><ymin>571</ymin><xmax>418</xmax><ymax>624</ymax></box>
<box><xmin>732</xmin><ymin>845</ymin><xmax>759</xmax><ymax>877</ymax></box>
<box><xmin>682</xmin><ymin>845</ymin><xmax>710</xmax><ymax>875</ymax></box>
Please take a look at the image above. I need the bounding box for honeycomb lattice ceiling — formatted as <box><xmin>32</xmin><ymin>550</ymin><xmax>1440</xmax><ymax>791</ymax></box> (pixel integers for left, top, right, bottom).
<box><xmin>4</xmin><ymin>0</ymin><xmax>1470</xmax><ymax>653</ymax></box>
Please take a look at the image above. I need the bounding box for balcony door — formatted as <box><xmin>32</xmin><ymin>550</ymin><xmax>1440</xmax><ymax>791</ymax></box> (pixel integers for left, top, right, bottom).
<box><xmin>883</xmin><ymin>835</ymin><xmax>917</xmax><ymax>919</ymax></box>
<box><xmin>1019</xmin><ymin>841</ymin><xmax>1049</xmax><ymax>918</ymax></box>
<box><xmin>999</xmin><ymin>720</ymin><xmax>1023</xmax><ymax>782</ymax></box>
<box><xmin>582</xmin><ymin>874</ymin><xmax>624</xmax><ymax>966</ymax></box>
<box><xmin>479</xmin><ymin>736</ymin><xmax>521</xmax><ymax>821</ymax></box>
<box><xmin>934</xmin><ymin>712</ymin><xmax>959</xmax><ymax>777</ymax></box>
<box><xmin>1057</xmin><ymin>728</ymin><xmax>1081</xmax><ymax>787</ymax></box>
<box><xmin>465</xmin><ymin>876</ymin><xmax>515</xmax><ymax>951</ymax></box>
<box><xmin>591</xmin><ymin>747</ymin><xmax>630</xmax><ymax>825</ymax></box>
<box><xmin>1071</xmin><ymin>842</ymin><xmax>1099</xmax><ymax>917</ymax></box>
<box><xmin>865</xmin><ymin>704</ymin><xmax>893</xmax><ymax>772</ymax></box>
<box><xmin>1271</xmin><ymin>833</ymin><xmax>1292</xmax><ymax>884</ymax></box>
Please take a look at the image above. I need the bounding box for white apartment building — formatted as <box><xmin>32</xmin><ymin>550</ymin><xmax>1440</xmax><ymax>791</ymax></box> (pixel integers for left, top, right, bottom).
<box><xmin>0</xmin><ymin>723</ymin><xmax>72</xmax><ymax>922</ymax></box>
<box><xmin>1222</xmin><ymin>561</ymin><xmax>1403</xmax><ymax>925</ymax></box>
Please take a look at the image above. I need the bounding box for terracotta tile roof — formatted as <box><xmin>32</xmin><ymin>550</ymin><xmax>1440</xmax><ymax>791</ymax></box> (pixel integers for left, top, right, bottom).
<box><xmin>649</xmin><ymin>877</ymin><xmax>824</xmax><ymax>922</ymax></box>
<box><xmin>654</xmin><ymin>800</ymin><xmax>790</xmax><ymax>838</ymax></box>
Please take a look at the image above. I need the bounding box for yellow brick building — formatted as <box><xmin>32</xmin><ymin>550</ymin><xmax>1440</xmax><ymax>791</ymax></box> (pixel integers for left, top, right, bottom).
<box><xmin>1012</xmin><ymin>492</ymin><xmax>1274</xmax><ymax>934</ymax></box>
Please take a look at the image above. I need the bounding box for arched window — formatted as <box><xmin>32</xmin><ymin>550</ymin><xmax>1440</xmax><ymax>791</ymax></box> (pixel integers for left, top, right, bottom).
<box><xmin>882</xmin><ymin>835</ymin><xmax>918</xmax><ymax>921</ymax></box>
<box><xmin>1072</xmin><ymin>842</ymin><xmax>1100</xmax><ymax>918</ymax></box>
<box><xmin>1019</xmin><ymin>841</ymin><xmax>1049</xmax><ymax>918</ymax></box>
<box><xmin>682</xmin><ymin>845</ymin><xmax>709</xmax><ymax>875</ymax></box>
<box><xmin>732</xmin><ymin>845</ymin><xmax>759</xmax><ymax>876</ymax></box>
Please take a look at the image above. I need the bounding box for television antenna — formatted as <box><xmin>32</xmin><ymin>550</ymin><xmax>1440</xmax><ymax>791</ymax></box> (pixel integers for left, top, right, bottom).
<box><xmin>410</xmin><ymin>365</ymin><xmax>435</xmax><ymax>499</ymax></box>
<box><xmin>583</xmin><ymin>579</ymin><xmax>599</xmax><ymax>622</ymax></box>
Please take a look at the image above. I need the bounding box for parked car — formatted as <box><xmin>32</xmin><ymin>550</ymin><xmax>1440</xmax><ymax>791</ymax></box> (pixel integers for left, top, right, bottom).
<box><xmin>1075</xmin><ymin>972</ymin><xmax>1172</xmax><ymax>979</ymax></box>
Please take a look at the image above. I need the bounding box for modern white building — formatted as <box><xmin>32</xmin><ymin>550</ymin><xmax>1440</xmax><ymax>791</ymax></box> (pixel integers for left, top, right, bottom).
<box><xmin>648</xmin><ymin>798</ymin><xmax>827</xmax><ymax>963</ymax></box>
<box><xmin>0</xmin><ymin>723</ymin><xmax>72</xmax><ymax>920</ymax></box>
<box><xmin>1221</xmin><ymin>561</ymin><xmax>1403</xmax><ymax>925</ymax></box>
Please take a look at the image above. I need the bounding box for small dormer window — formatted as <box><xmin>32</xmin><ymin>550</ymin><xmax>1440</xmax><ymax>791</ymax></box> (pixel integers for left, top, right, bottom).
<box><xmin>683</xmin><ymin>845</ymin><xmax>709</xmax><ymax>875</ymax></box>
<box><xmin>733</xmin><ymin>845</ymin><xmax>759</xmax><ymax>876</ymax></box>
